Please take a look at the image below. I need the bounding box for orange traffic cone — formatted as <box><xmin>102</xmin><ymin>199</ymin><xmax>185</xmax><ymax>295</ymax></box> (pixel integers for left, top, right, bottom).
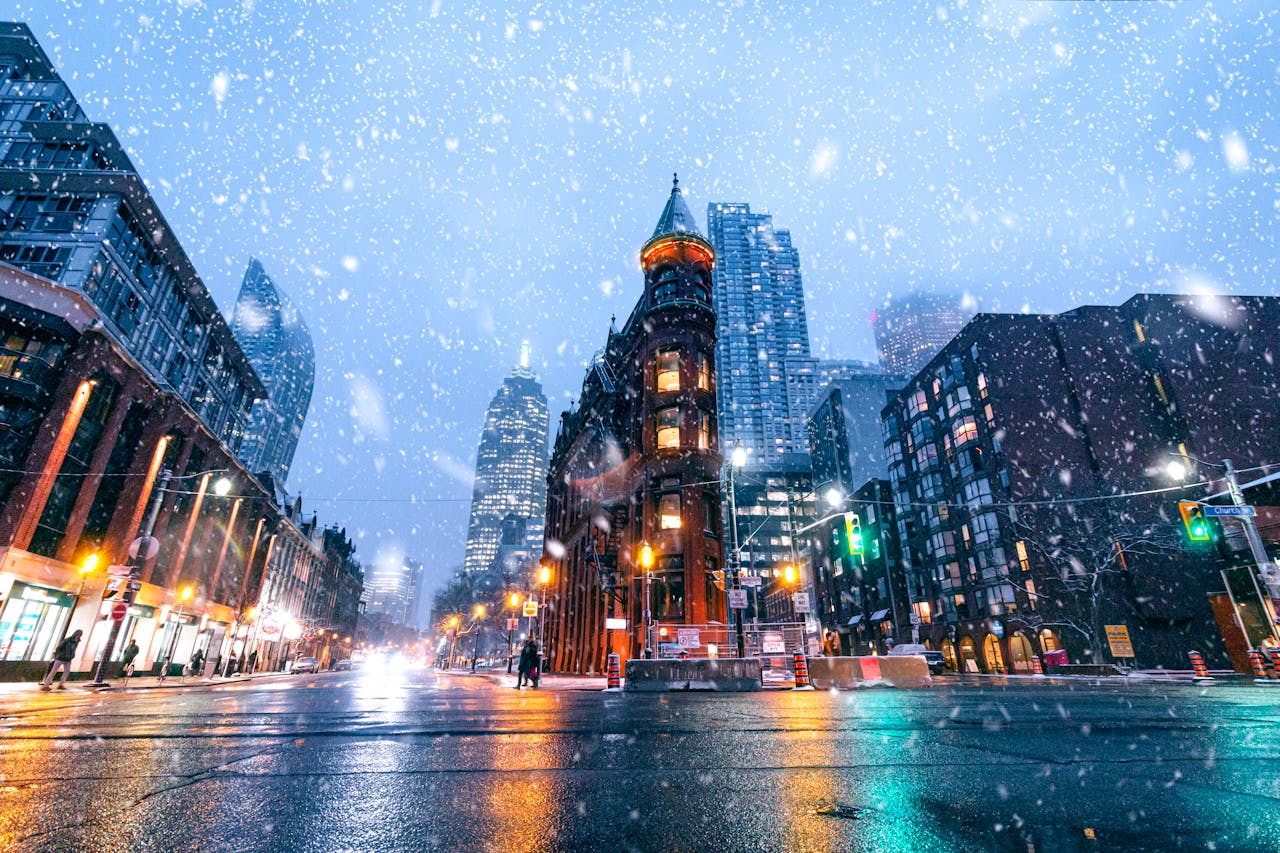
<box><xmin>1267</xmin><ymin>648</ymin><xmax>1280</xmax><ymax>683</ymax></box>
<box><xmin>1188</xmin><ymin>651</ymin><xmax>1214</xmax><ymax>683</ymax></box>
<box><xmin>793</xmin><ymin>649</ymin><xmax>814</xmax><ymax>690</ymax></box>
<box><xmin>604</xmin><ymin>652</ymin><xmax>622</xmax><ymax>691</ymax></box>
<box><xmin>1247</xmin><ymin>649</ymin><xmax>1278</xmax><ymax>686</ymax></box>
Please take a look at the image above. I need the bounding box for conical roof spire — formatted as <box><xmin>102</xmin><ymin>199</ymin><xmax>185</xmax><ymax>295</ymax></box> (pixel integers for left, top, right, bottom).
<box><xmin>650</xmin><ymin>172</ymin><xmax>704</xmax><ymax>241</ymax></box>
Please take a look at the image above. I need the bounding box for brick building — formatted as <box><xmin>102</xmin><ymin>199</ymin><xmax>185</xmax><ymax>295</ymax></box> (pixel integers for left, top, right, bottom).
<box><xmin>543</xmin><ymin>177</ymin><xmax>723</xmax><ymax>673</ymax></box>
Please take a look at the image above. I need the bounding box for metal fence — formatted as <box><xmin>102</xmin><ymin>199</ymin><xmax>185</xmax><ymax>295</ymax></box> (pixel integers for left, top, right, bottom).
<box><xmin>645</xmin><ymin>622</ymin><xmax>810</xmax><ymax>681</ymax></box>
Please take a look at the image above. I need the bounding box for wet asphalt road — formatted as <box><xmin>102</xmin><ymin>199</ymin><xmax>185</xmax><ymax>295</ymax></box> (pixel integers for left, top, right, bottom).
<box><xmin>1</xmin><ymin>669</ymin><xmax>1278</xmax><ymax>852</ymax></box>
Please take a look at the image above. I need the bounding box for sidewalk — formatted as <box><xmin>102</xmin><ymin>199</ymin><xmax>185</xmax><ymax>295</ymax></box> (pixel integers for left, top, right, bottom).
<box><xmin>0</xmin><ymin>670</ymin><xmax>299</xmax><ymax>695</ymax></box>
<box><xmin>448</xmin><ymin>668</ymin><xmax>608</xmax><ymax>691</ymax></box>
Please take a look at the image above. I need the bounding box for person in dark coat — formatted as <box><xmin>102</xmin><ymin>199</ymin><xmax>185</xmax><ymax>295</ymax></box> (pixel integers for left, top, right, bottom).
<box><xmin>516</xmin><ymin>639</ymin><xmax>538</xmax><ymax>688</ymax></box>
<box><xmin>120</xmin><ymin>640</ymin><xmax>140</xmax><ymax>679</ymax></box>
<box><xmin>210</xmin><ymin>653</ymin><xmax>222</xmax><ymax>679</ymax></box>
<box><xmin>188</xmin><ymin>648</ymin><xmax>204</xmax><ymax>678</ymax></box>
<box><xmin>225</xmin><ymin>651</ymin><xmax>238</xmax><ymax>677</ymax></box>
<box><xmin>247</xmin><ymin>649</ymin><xmax>258</xmax><ymax>674</ymax></box>
<box><xmin>40</xmin><ymin>630</ymin><xmax>82</xmax><ymax>690</ymax></box>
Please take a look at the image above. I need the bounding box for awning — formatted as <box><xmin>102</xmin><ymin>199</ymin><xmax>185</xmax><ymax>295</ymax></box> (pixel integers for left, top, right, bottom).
<box><xmin>869</xmin><ymin>609</ymin><xmax>890</xmax><ymax>621</ymax></box>
<box><xmin>846</xmin><ymin>615</ymin><xmax>863</xmax><ymax>626</ymax></box>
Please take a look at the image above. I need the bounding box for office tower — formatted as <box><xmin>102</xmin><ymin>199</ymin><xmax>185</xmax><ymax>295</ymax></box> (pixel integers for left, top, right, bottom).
<box><xmin>873</xmin><ymin>292</ymin><xmax>969</xmax><ymax>376</ymax></box>
<box><xmin>462</xmin><ymin>346</ymin><xmax>549</xmax><ymax>576</ymax></box>
<box><xmin>230</xmin><ymin>259</ymin><xmax>315</xmax><ymax>485</ymax></box>
<box><xmin>0</xmin><ymin>23</ymin><xmax>261</xmax><ymax>452</ymax></box>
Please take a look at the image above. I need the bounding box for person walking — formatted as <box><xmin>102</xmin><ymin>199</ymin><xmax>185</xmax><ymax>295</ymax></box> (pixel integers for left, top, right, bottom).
<box><xmin>188</xmin><ymin>648</ymin><xmax>204</xmax><ymax>679</ymax></box>
<box><xmin>246</xmin><ymin>649</ymin><xmax>258</xmax><ymax>674</ymax></box>
<box><xmin>120</xmin><ymin>640</ymin><xmax>140</xmax><ymax>680</ymax></box>
<box><xmin>225</xmin><ymin>651</ymin><xmax>238</xmax><ymax>678</ymax></box>
<box><xmin>40</xmin><ymin>629</ymin><xmax>82</xmax><ymax>691</ymax></box>
<box><xmin>516</xmin><ymin>639</ymin><xmax>537</xmax><ymax>689</ymax></box>
<box><xmin>210</xmin><ymin>652</ymin><xmax>222</xmax><ymax>679</ymax></box>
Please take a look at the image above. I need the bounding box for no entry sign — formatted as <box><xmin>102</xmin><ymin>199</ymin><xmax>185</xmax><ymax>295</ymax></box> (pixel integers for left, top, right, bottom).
<box><xmin>111</xmin><ymin>601</ymin><xmax>128</xmax><ymax>621</ymax></box>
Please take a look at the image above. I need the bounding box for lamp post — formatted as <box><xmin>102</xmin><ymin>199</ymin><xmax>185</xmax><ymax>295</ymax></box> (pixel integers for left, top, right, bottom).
<box><xmin>639</xmin><ymin>541</ymin><xmax>655</xmax><ymax>657</ymax></box>
<box><xmin>726</xmin><ymin>446</ymin><xmax>747</xmax><ymax>658</ymax></box>
<box><xmin>537</xmin><ymin>564</ymin><xmax>551</xmax><ymax>669</ymax></box>
<box><xmin>506</xmin><ymin>592</ymin><xmax>520</xmax><ymax>673</ymax></box>
<box><xmin>471</xmin><ymin>604</ymin><xmax>486</xmax><ymax>671</ymax></box>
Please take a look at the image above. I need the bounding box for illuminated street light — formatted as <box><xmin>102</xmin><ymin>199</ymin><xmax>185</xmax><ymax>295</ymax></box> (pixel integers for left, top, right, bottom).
<box><xmin>213</xmin><ymin>476</ymin><xmax>233</xmax><ymax>496</ymax></box>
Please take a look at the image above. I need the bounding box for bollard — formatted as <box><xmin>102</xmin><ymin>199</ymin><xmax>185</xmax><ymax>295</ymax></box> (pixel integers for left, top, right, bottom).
<box><xmin>1188</xmin><ymin>651</ymin><xmax>1214</xmax><ymax>683</ymax></box>
<box><xmin>1247</xmin><ymin>649</ymin><xmax>1278</xmax><ymax>686</ymax></box>
<box><xmin>1029</xmin><ymin>655</ymin><xmax>1044</xmax><ymax>676</ymax></box>
<box><xmin>792</xmin><ymin>649</ymin><xmax>814</xmax><ymax>690</ymax></box>
<box><xmin>603</xmin><ymin>652</ymin><xmax>622</xmax><ymax>692</ymax></box>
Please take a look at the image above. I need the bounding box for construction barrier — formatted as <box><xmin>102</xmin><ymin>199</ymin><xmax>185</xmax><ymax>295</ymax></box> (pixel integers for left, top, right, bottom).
<box><xmin>793</xmin><ymin>649</ymin><xmax>814</xmax><ymax>690</ymax></box>
<box><xmin>1029</xmin><ymin>655</ymin><xmax>1044</xmax><ymax>676</ymax></box>
<box><xmin>1188</xmin><ymin>650</ymin><xmax>1214</xmax><ymax>683</ymax></box>
<box><xmin>1247</xmin><ymin>649</ymin><xmax>1278</xmax><ymax>686</ymax></box>
<box><xmin>604</xmin><ymin>653</ymin><xmax>621</xmax><ymax>691</ymax></box>
<box><xmin>1268</xmin><ymin>648</ymin><xmax>1280</xmax><ymax>683</ymax></box>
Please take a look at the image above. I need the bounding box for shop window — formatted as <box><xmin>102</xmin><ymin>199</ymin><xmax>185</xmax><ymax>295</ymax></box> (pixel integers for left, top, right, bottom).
<box><xmin>656</xmin><ymin>349</ymin><xmax>680</xmax><ymax>392</ymax></box>
<box><xmin>659</xmin><ymin>492</ymin><xmax>682</xmax><ymax>529</ymax></box>
<box><xmin>656</xmin><ymin>406</ymin><xmax>680</xmax><ymax>449</ymax></box>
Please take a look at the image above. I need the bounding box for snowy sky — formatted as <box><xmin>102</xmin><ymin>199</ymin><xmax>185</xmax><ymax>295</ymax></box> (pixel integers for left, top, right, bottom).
<box><xmin>7</xmin><ymin>0</ymin><xmax>1277</xmax><ymax>595</ymax></box>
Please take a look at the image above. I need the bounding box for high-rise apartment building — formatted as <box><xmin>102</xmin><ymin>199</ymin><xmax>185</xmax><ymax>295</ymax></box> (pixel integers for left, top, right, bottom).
<box><xmin>706</xmin><ymin>202</ymin><xmax>812</xmax><ymax>460</ymax></box>
<box><xmin>230</xmin><ymin>259</ymin><xmax>315</xmax><ymax>486</ymax></box>
<box><xmin>0</xmin><ymin>23</ymin><xmax>262</xmax><ymax>452</ymax></box>
<box><xmin>362</xmin><ymin>558</ymin><xmax>420</xmax><ymax>626</ymax></box>
<box><xmin>462</xmin><ymin>349</ymin><xmax>549</xmax><ymax>576</ymax></box>
<box><xmin>807</xmin><ymin>366</ymin><xmax>905</xmax><ymax>496</ymax></box>
<box><xmin>873</xmin><ymin>292</ymin><xmax>969</xmax><ymax>376</ymax></box>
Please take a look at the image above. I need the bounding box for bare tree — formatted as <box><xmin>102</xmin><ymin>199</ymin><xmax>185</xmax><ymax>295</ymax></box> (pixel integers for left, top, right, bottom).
<box><xmin>1005</xmin><ymin>506</ymin><xmax>1187</xmax><ymax>663</ymax></box>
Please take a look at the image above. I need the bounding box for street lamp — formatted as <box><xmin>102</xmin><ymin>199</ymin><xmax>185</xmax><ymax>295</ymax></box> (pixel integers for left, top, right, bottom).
<box><xmin>537</xmin><ymin>564</ymin><xmax>551</xmax><ymax>667</ymax></box>
<box><xmin>447</xmin><ymin>615</ymin><xmax>461</xmax><ymax>668</ymax></box>
<box><xmin>57</xmin><ymin>552</ymin><xmax>100</xmax><ymax>648</ymax></box>
<box><xmin>726</xmin><ymin>447</ymin><xmax>747</xmax><ymax>658</ymax></box>
<box><xmin>639</xmin><ymin>541</ymin><xmax>656</xmax><ymax>656</ymax></box>
<box><xmin>471</xmin><ymin>604</ymin><xmax>486</xmax><ymax>671</ymax></box>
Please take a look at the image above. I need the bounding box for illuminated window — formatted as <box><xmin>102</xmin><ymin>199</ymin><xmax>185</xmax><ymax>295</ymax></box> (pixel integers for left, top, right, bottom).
<box><xmin>696</xmin><ymin>351</ymin><xmax>711</xmax><ymax>391</ymax></box>
<box><xmin>1025</xmin><ymin>578</ymin><xmax>1037</xmax><ymax>611</ymax></box>
<box><xmin>1015</xmin><ymin>540</ymin><xmax>1029</xmax><ymax>570</ymax></box>
<box><xmin>656</xmin><ymin>407</ymin><xmax>680</xmax><ymax>448</ymax></box>
<box><xmin>1133</xmin><ymin>320</ymin><xmax>1145</xmax><ymax>342</ymax></box>
<box><xmin>657</xmin><ymin>349</ymin><xmax>680</xmax><ymax>392</ymax></box>
<box><xmin>697</xmin><ymin>409</ymin><xmax>710</xmax><ymax>449</ymax></box>
<box><xmin>659</xmin><ymin>492</ymin><xmax>682</xmax><ymax>529</ymax></box>
<box><xmin>952</xmin><ymin>417</ymin><xmax>979</xmax><ymax>445</ymax></box>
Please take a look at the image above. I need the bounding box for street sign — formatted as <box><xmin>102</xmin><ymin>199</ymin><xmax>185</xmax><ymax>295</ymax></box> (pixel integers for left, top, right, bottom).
<box><xmin>103</xmin><ymin>578</ymin><xmax>122</xmax><ymax>599</ymax></box>
<box><xmin>110</xmin><ymin>601</ymin><xmax>128</xmax><ymax>621</ymax></box>
<box><xmin>522</xmin><ymin>601</ymin><xmax>538</xmax><ymax>617</ymax></box>
<box><xmin>909</xmin><ymin>613</ymin><xmax>921</xmax><ymax>626</ymax></box>
<box><xmin>792</xmin><ymin>592</ymin><xmax>811</xmax><ymax>614</ymax></box>
<box><xmin>106</xmin><ymin>564</ymin><xmax>132</xmax><ymax>577</ymax></box>
<box><xmin>128</xmin><ymin>536</ymin><xmax>159</xmax><ymax>561</ymax></box>
<box><xmin>740</xmin><ymin>575</ymin><xmax>762</xmax><ymax>588</ymax></box>
<box><xmin>991</xmin><ymin>620</ymin><xmax>1005</xmax><ymax>639</ymax></box>
<box><xmin>677</xmin><ymin>628</ymin><xmax>701</xmax><ymax>649</ymax></box>
<box><xmin>1202</xmin><ymin>505</ymin><xmax>1256</xmax><ymax>518</ymax></box>
<box><xmin>728</xmin><ymin>589</ymin><xmax>748</xmax><ymax>610</ymax></box>
<box><xmin>1105</xmin><ymin>624</ymin><xmax>1135</xmax><ymax>658</ymax></box>
<box><xmin>506</xmin><ymin>618</ymin><xmax>519</xmax><ymax>631</ymax></box>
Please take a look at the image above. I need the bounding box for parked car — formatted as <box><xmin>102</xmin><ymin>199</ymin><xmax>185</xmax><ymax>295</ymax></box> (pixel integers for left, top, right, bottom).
<box><xmin>331</xmin><ymin>658</ymin><xmax>354</xmax><ymax>672</ymax></box>
<box><xmin>888</xmin><ymin>643</ymin><xmax>946</xmax><ymax>675</ymax></box>
<box><xmin>292</xmin><ymin>656</ymin><xmax>320</xmax><ymax>674</ymax></box>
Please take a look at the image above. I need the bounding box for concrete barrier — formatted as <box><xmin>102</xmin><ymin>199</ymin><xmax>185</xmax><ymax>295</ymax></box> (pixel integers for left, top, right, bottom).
<box><xmin>805</xmin><ymin>655</ymin><xmax>932</xmax><ymax>689</ymax></box>
<box><xmin>623</xmin><ymin>658</ymin><xmax>761</xmax><ymax>692</ymax></box>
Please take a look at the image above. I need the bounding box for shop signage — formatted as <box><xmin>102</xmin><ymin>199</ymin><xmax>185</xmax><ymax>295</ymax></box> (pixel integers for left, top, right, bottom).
<box><xmin>991</xmin><ymin>620</ymin><xmax>1005</xmax><ymax>639</ymax></box>
<box><xmin>18</xmin><ymin>584</ymin><xmax>73</xmax><ymax>608</ymax></box>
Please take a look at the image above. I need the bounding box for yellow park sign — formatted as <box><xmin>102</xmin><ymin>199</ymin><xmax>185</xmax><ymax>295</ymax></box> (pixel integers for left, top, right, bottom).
<box><xmin>1105</xmin><ymin>625</ymin><xmax>1135</xmax><ymax>659</ymax></box>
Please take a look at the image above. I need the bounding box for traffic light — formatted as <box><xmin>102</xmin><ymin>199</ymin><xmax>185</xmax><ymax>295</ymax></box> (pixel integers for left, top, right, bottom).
<box><xmin>844</xmin><ymin>513</ymin><xmax>864</xmax><ymax>556</ymax></box>
<box><xmin>711</xmin><ymin>569</ymin><xmax>726</xmax><ymax>590</ymax></box>
<box><xmin>1178</xmin><ymin>500</ymin><xmax>1211</xmax><ymax>541</ymax></box>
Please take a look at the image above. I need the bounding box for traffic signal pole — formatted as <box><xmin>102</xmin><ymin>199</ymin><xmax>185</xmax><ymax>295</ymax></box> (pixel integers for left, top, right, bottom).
<box><xmin>1222</xmin><ymin>459</ymin><xmax>1280</xmax><ymax>645</ymax></box>
<box><xmin>728</xmin><ymin>461</ymin><xmax>745</xmax><ymax>658</ymax></box>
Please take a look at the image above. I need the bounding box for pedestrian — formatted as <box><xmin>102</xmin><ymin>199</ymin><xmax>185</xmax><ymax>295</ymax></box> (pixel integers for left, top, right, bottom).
<box><xmin>823</xmin><ymin>631</ymin><xmax>839</xmax><ymax>657</ymax></box>
<box><xmin>189</xmin><ymin>648</ymin><xmax>204</xmax><ymax>679</ymax></box>
<box><xmin>40</xmin><ymin>629</ymin><xmax>82</xmax><ymax>691</ymax></box>
<box><xmin>247</xmin><ymin>649</ymin><xmax>258</xmax><ymax>674</ymax></box>
<box><xmin>210</xmin><ymin>652</ymin><xmax>222</xmax><ymax>679</ymax></box>
<box><xmin>225</xmin><ymin>651</ymin><xmax>238</xmax><ymax>677</ymax></box>
<box><xmin>120</xmin><ymin>639</ymin><xmax>140</xmax><ymax>680</ymax></box>
<box><xmin>516</xmin><ymin>638</ymin><xmax>537</xmax><ymax>688</ymax></box>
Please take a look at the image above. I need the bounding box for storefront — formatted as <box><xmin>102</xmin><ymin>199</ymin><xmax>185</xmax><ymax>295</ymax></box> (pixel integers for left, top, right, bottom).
<box><xmin>0</xmin><ymin>582</ymin><xmax>75</xmax><ymax>662</ymax></box>
<box><xmin>90</xmin><ymin>603</ymin><xmax>158</xmax><ymax>662</ymax></box>
<box><xmin>150</xmin><ymin>611</ymin><xmax>199</xmax><ymax>666</ymax></box>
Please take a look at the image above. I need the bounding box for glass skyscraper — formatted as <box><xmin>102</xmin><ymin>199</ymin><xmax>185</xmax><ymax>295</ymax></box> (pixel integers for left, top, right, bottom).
<box><xmin>706</xmin><ymin>202</ymin><xmax>813</xmax><ymax>460</ymax></box>
<box><xmin>873</xmin><ymin>291</ymin><xmax>970</xmax><ymax>377</ymax></box>
<box><xmin>462</xmin><ymin>348</ymin><xmax>549</xmax><ymax>576</ymax></box>
<box><xmin>230</xmin><ymin>258</ymin><xmax>315</xmax><ymax>486</ymax></box>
